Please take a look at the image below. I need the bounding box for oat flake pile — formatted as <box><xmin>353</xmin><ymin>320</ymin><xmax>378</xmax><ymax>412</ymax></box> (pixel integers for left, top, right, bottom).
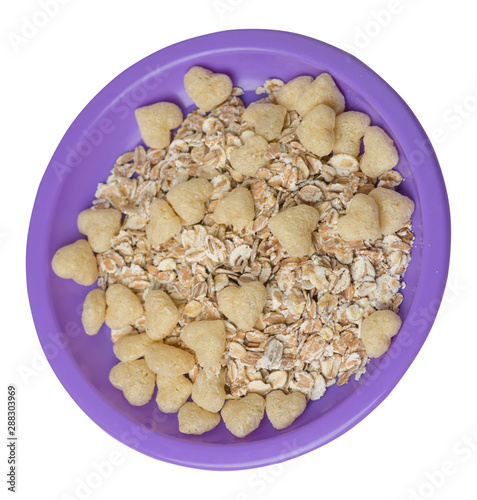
<box><xmin>51</xmin><ymin>66</ymin><xmax>415</xmax><ymax>437</ymax></box>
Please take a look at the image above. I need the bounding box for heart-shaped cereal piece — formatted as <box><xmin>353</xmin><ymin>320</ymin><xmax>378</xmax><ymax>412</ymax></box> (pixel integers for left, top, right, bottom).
<box><xmin>336</xmin><ymin>194</ymin><xmax>381</xmax><ymax>241</ymax></box>
<box><xmin>276</xmin><ymin>75</ymin><xmax>314</xmax><ymax>111</ymax></box>
<box><xmin>145</xmin><ymin>343</ymin><xmax>195</xmax><ymax>377</ymax></box>
<box><xmin>156</xmin><ymin>375</ymin><xmax>192</xmax><ymax>414</ymax></box>
<box><xmin>268</xmin><ymin>204</ymin><xmax>319</xmax><ymax>257</ymax></box>
<box><xmin>360</xmin><ymin>126</ymin><xmax>399</xmax><ymax>177</ymax></box>
<box><xmin>360</xmin><ymin>310</ymin><xmax>402</xmax><ymax>358</ymax></box>
<box><xmin>369</xmin><ymin>187</ymin><xmax>415</xmax><ymax>235</ymax></box>
<box><xmin>166</xmin><ymin>177</ymin><xmax>212</xmax><ymax>225</ymax></box>
<box><xmin>333</xmin><ymin>111</ymin><xmax>370</xmax><ymax>157</ymax></box>
<box><xmin>184</xmin><ymin>66</ymin><xmax>233</xmax><ymax>112</ymax></box>
<box><xmin>178</xmin><ymin>402</ymin><xmax>221</xmax><ymax>435</ymax></box>
<box><xmin>109</xmin><ymin>359</ymin><xmax>156</xmax><ymax>406</ymax></box>
<box><xmin>296</xmin><ymin>104</ymin><xmax>336</xmax><ymax>157</ymax></box>
<box><xmin>81</xmin><ymin>288</ymin><xmax>106</xmax><ymax>335</ymax></box>
<box><xmin>229</xmin><ymin>134</ymin><xmax>269</xmax><ymax>177</ymax></box>
<box><xmin>146</xmin><ymin>199</ymin><xmax>182</xmax><ymax>246</ymax></box>
<box><xmin>265</xmin><ymin>390</ymin><xmax>307</xmax><ymax>430</ymax></box>
<box><xmin>135</xmin><ymin>102</ymin><xmax>183</xmax><ymax>150</ymax></box>
<box><xmin>51</xmin><ymin>239</ymin><xmax>98</xmax><ymax>286</ymax></box>
<box><xmin>77</xmin><ymin>208</ymin><xmax>122</xmax><ymax>253</ymax></box>
<box><xmin>221</xmin><ymin>393</ymin><xmax>265</xmax><ymax>438</ymax></box>
<box><xmin>242</xmin><ymin>102</ymin><xmax>287</xmax><ymax>141</ymax></box>
<box><xmin>191</xmin><ymin>367</ymin><xmax>226</xmax><ymax>413</ymax></box>
<box><xmin>213</xmin><ymin>187</ymin><xmax>255</xmax><ymax>230</ymax></box>
<box><xmin>217</xmin><ymin>281</ymin><xmax>267</xmax><ymax>331</ymax></box>
<box><xmin>113</xmin><ymin>333</ymin><xmax>155</xmax><ymax>362</ymax></box>
<box><xmin>295</xmin><ymin>72</ymin><xmax>346</xmax><ymax>117</ymax></box>
<box><xmin>145</xmin><ymin>289</ymin><xmax>179</xmax><ymax>340</ymax></box>
<box><xmin>181</xmin><ymin>320</ymin><xmax>226</xmax><ymax>367</ymax></box>
<box><xmin>105</xmin><ymin>284</ymin><xmax>144</xmax><ymax>330</ymax></box>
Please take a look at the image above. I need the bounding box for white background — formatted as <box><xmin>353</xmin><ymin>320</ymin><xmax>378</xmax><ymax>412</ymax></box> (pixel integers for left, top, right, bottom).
<box><xmin>1</xmin><ymin>1</ymin><xmax>476</xmax><ymax>499</ymax></box>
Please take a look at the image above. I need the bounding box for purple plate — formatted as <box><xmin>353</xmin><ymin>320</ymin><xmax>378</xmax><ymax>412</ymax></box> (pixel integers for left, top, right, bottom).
<box><xmin>26</xmin><ymin>29</ymin><xmax>450</xmax><ymax>470</ymax></box>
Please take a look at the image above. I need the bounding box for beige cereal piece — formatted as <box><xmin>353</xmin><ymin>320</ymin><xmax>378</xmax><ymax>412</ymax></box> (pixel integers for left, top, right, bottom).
<box><xmin>105</xmin><ymin>284</ymin><xmax>144</xmax><ymax>330</ymax></box>
<box><xmin>276</xmin><ymin>75</ymin><xmax>314</xmax><ymax>111</ymax></box>
<box><xmin>166</xmin><ymin>178</ymin><xmax>212</xmax><ymax>225</ymax></box>
<box><xmin>178</xmin><ymin>402</ymin><xmax>221</xmax><ymax>435</ymax></box>
<box><xmin>336</xmin><ymin>194</ymin><xmax>381</xmax><ymax>241</ymax></box>
<box><xmin>184</xmin><ymin>66</ymin><xmax>233</xmax><ymax>112</ymax></box>
<box><xmin>295</xmin><ymin>73</ymin><xmax>345</xmax><ymax>117</ymax></box>
<box><xmin>221</xmin><ymin>393</ymin><xmax>265</xmax><ymax>438</ymax></box>
<box><xmin>296</xmin><ymin>104</ymin><xmax>336</xmax><ymax>157</ymax></box>
<box><xmin>113</xmin><ymin>333</ymin><xmax>155</xmax><ymax>362</ymax></box>
<box><xmin>333</xmin><ymin>111</ymin><xmax>371</xmax><ymax>157</ymax></box>
<box><xmin>135</xmin><ymin>102</ymin><xmax>183</xmax><ymax>150</ymax></box>
<box><xmin>242</xmin><ymin>102</ymin><xmax>287</xmax><ymax>141</ymax></box>
<box><xmin>361</xmin><ymin>310</ymin><xmax>402</xmax><ymax>358</ymax></box>
<box><xmin>268</xmin><ymin>204</ymin><xmax>319</xmax><ymax>257</ymax></box>
<box><xmin>51</xmin><ymin>239</ymin><xmax>98</xmax><ymax>286</ymax></box>
<box><xmin>229</xmin><ymin>134</ymin><xmax>269</xmax><ymax>177</ymax></box>
<box><xmin>181</xmin><ymin>320</ymin><xmax>226</xmax><ymax>367</ymax></box>
<box><xmin>109</xmin><ymin>359</ymin><xmax>156</xmax><ymax>406</ymax></box>
<box><xmin>192</xmin><ymin>368</ymin><xmax>226</xmax><ymax>413</ymax></box>
<box><xmin>156</xmin><ymin>375</ymin><xmax>192</xmax><ymax>413</ymax></box>
<box><xmin>369</xmin><ymin>187</ymin><xmax>415</xmax><ymax>235</ymax></box>
<box><xmin>145</xmin><ymin>289</ymin><xmax>179</xmax><ymax>340</ymax></box>
<box><xmin>81</xmin><ymin>289</ymin><xmax>106</xmax><ymax>335</ymax></box>
<box><xmin>360</xmin><ymin>126</ymin><xmax>399</xmax><ymax>177</ymax></box>
<box><xmin>213</xmin><ymin>187</ymin><xmax>255</xmax><ymax>230</ymax></box>
<box><xmin>145</xmin><ymin>342</ymin><xmax>195</xmax><ymax>377</ymax></box>
<box><xmin>146</xmin><ymin>199</ymin><xmax>182</xmax><ymax>246</ymax></box>
<box><xmin>265</xmin><ymin>390</ymin><xmax>307</xmax><ymax>430</ymax></box>
<box><xmin>77</xmin><ymin>208</ymin><xmax>122</xmax><ymax>253</ymax></box>
<box><xmin>217</xmin><ymin>281</ymin><xmax>267</xmax><ymax>331</ymax></box>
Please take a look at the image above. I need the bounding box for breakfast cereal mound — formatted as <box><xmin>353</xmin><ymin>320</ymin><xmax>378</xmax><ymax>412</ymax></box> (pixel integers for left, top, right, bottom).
<box><xmin>52</xmin><ymin>68</ymin><xmax>414</xmax><ymax>437</ymax></box>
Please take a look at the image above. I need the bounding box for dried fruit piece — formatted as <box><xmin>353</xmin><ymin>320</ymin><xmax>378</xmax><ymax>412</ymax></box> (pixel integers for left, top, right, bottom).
<box><xmin>81</xmin><ymin>288</ymin><xmax>106</xmax><ymax>335</ymax></box>
<box><xmin>213</xmin><ymin>187</ymin><xmax>255</xmax><ymax>230</ymax></box>
<box><xmin>145</xmin><ymin>290</ymin><xmax>179</xmax><ymax>340</ymax></box>
<box><xmin>217</xmin><ymin>281</ymin><xmax>267</xmax><ymax>331</ymax></box>
<box><xmin>146</xmin><ymin>199</ymin><xmax>182</xmax><ymax>246</ymax></box>
<box><xmin>295</xmin><ymin>73</ymin><xmax>345</xmax><ymax>117</ymax></box>
<box><xmin>105</xmin><ymin>284</ymin><xmax>144</xmax><ymax>329</ymax></box>
<box><xmin>191</xmin><ymin>367</ymin><xmax>226</xmax><ymax>412</ymax></box>
<box><xmin>276</xmin><ymin>75</ymin><xmax>314</xmax><ymax>111</ymax></box>
<box><xmin>109</xmin><ymin>359</ymin><xmax>156</xmax><ymax>406</ymax></box>
<box><xmin>113</xmin><ymin>333</ymin><xmax>154</xmax><ymax>362</ymax></box>
<box><xmin>221</xmin><ymin>393</ymin><xmax>265</xmax><ymax>438</ymax></box>
<box><xmin>369</xmin><ymin>187</ymin><xmax>415</xmax><ymax>235</ymax></box>
<box><xmin>77</xmin><ymin>208</ymin><xmax>122</xmax><ymax>253</ymax></box>
<box><xmin>145</xmin><ymin>342</ymin><xmax>196</xmax><ymax>377</ymax></box>
<box><xmin>181</xmin><ymin>320</ymin><xmax>226</xmax><ymax>367</ymax></box>
<box><xmin>269</xmin><ymin>204</ymin><xmax>319</xmax><ymax>257</ymax></box>
<box><xmin>51</xmin><ymin>239</ymin><xmax>98</xmax><ymax>286</ymax></box>
<box><xmin>135</xmin><ymin>102</ymin><xmax>183</xmax><ymax>149</ymax></box>
<box><xmin>184</xmin><ymin>66</ymin><xmax>233</xmax><ymax>112</ymax></box>
<box><xmin>360</xmin><ymin>310</ymin><xmax>402</xmax><ymax>357</ymax></box>
<box><xmin>265</xmin><ymin>390</ymin><xmax>307</xmax><ymax>429</ymax></box>
<box><xmin>178</xmin><ymin>402</ymin><xmax>221</xmax><ymax>435</ymax></box>
<box><xmin>229</xmin><ymin>134</ymin><xmax>269</xmax><ymax>177</ymax></box>
<box><xmin>336</xmin><ymin>194</ymin><xmax>381</xmax><ymax>241</ymax></box>
<box><xmin>333</xmin><ymin>111</ymin><xmax>370</xmax><ymax>157</ymax></box>
<box><xmin>156</xmin><ymin>375</ymin><xmax>192</xmax><ymax>413</ymax></box>
<box><xmin>296</xmin><ymin>104</ymin><xmax>336</xmax><ymax>157</ymax></box>
<box><xmin>360</xmin><ymin>126</ymin><xmax>399</xmax><ymax>177</ymax></box>
<box><xmin>166</xmin><ymin>178</ymin><xmax>212</xmax><ymax>225</ymax></box>
<box><xmin>242</xmin><ymin>102</ymin><xmax>287</xmax><ymax>141</ymax></box>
